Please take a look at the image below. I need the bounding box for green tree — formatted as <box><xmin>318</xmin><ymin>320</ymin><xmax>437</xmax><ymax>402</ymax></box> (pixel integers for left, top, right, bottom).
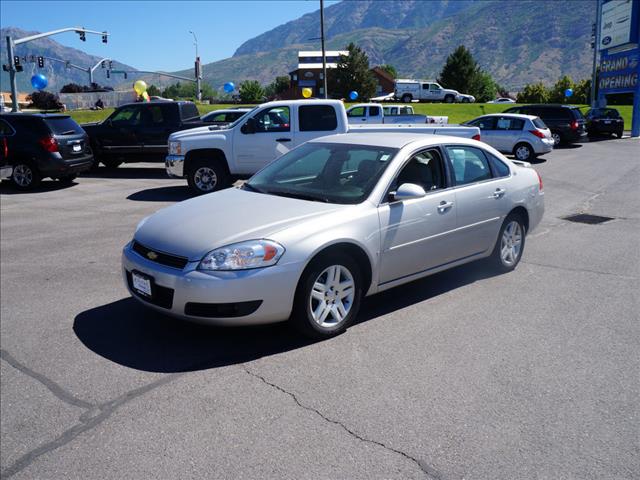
<box><xmin>438</xmin><ymin>45</ymin><xmax>478</xmax><ymax>93</ymax></box>
<box><xmin>516</xmin><ymin>82</ymin><xmax>549</xmax><ymax>103</ymax></box>
<box><xmin>378</xmin><ymin>64</ymin><xmax>397</xmax><ymax>79</ymax></box>
<box><xmin>469</xmin><ymin>71</ymin><xmax>497</xmax><ymax>102</ymax></box>
<box><xmin>239</xmin><ymin>80</ymin><xmax>265</xmax><ymax>103</ymax></box>
<box><xmin>146</xmin><ymin>84</ymin><xmax>161</xmax><ymax>97</ymax></box>
<box><xmin>162</xmin><ymin>81</ymin><xmax>214</xmax><ymax>100</ymax></box>
<box><xmin>548</xmin><ymin>75</ymin><xmax>575</xmax><ymax>103</ymax></box>
<box><xmin>572</xmin><ymin>79</ymin><xmax>591</xmax><ymax>104</ymax></box>
<box><xmin>329</xmin><ymin>42</ymin><xmax>377</xmax><ymax>100</ymax></box>
<box><xmin>265</xmin><ymin>75</ymin><xmax>291</xmax><ymax>98</ymax></box>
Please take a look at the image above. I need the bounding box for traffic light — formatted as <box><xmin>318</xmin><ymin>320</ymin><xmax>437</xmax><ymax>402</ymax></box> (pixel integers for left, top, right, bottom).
<box><xmin>37</xmin><ymin>56</ymin><xmax>44</xmax><ymax>68</ymax></box>
<box><xmin>77</xmin><ymin>29</ymin><xmax>86</xmax><ymax>41</ymax></box>
<box><xmin>65</xmin><ymin>61</ymin><xmax>71</xmax><ymax>69</ymax></box>
<box><xmin>102</xmin><ymin>31</ymin><xmax>108</xmax><ymax>43</ymax></box>
<box><xmin>106</xmin><ymin>70</ymin><xmax>110</xmax><ymax>79</ymax></box>
<box><xmin>101</xmin><ymin>60</ymin><xmax>106</xmax><ymax>68</ymax></box>
<box><xmin>109</xmin><ymin>60</ymin><xmax>113</xmax><ymax>69</ymax></box>
<box><xmin>13</xmin><ymin>56</ymin><xmax>23</xmax><ymax>72</ymax></box>
<box><xmin>124</xmin><ymin>72</ymin><xmax>128</xmax><ymax>79</ymax></box>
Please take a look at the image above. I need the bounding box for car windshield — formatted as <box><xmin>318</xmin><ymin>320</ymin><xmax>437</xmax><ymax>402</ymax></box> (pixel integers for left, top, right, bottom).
<box><xmin>245</xmin><ymin>142</ymin><xmax>398</xmax><ymax>204</ymax></box>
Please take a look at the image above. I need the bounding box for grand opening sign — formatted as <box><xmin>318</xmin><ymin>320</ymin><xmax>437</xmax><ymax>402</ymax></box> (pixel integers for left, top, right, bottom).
<box><xmin>599</xmin><ymin>50</ymin><xmax>640</xmax><ymax>93</ymax></box>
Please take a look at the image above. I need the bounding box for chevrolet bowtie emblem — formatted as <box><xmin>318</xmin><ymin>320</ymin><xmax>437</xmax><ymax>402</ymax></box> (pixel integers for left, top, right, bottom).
<box><xmin>147</xmin><ymin>251</ymin><xmax>158</xmax><ymax>260</ymax></box>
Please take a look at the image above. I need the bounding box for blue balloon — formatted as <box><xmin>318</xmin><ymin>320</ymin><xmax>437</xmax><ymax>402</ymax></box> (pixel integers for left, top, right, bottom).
<box><xmin>223</xmin><ymin>82</ymin><xmax>235</xmax><ymax>93</ymax></box>
<box><xmin>349</xmin><ymin>91</ymin><xmax>358</xmax><ymax>100</ymax></box>
<box><xmin>564</xmin><ymin>88</ymin><xmax>573</xmax><ymax>97</ymax></box>
<box><xmin>31</xmin><ymin>74</ymin><xmax>48</xmax><ymax>90</ymax></box>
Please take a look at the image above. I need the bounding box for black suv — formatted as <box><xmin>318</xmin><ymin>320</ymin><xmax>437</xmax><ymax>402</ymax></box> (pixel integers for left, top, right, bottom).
<box><xmin>503</xmin><ymin>104</ymin><xmax>587</xmax><ymax>146</ymax></box>
<box><xmin>584</xmin><ymin>108</ymin><xmax>624</xmax><ymax>138</ymax></box>
<box><xmin>0</xmin><ymin>113</ymin><xmax>93</xmax><ymax>190</ymax></box>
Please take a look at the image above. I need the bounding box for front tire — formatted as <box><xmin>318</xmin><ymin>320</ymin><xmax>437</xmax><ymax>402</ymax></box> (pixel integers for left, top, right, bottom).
<box><xmin>513</xmin><ymin>143</ymin><xmax>535</xmax><ymax>161</ymax></box>
<box><xmin>444</xmin><ymin>95</ymin><xmax>455</xmax><ymax>103</ymax></box>
<box><xmin>186</xmin><ymin>159</ymin><xmax>229</xmax><ymax>195</ymax></box>
<box><xmin>489</xmin><ymin>214</ymin><xmax>526</xmax><ymax>273</ymax></box>
<box><xmin>11</xmin><ymin>161</ymin><xmax>41</xmax><ymax>190</ymax></box>
<box><xmin>290</xmin><ymin>253</ymin><xmax>363</xmax><ymax>339</ymax></box>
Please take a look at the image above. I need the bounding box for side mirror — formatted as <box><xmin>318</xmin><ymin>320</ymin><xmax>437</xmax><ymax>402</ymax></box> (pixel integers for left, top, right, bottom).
<box><xmin>241</xmin><ymin>117</ymin><xmax>256</xmax><ymax>134</ymax></box>
<box><xmin>389</xmin><ymin>183</ymin><xmax>427</xmax><ymax>202</ymax></box>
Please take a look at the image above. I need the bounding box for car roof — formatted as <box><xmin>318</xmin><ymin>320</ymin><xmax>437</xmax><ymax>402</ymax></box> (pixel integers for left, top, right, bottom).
<box><xmin>519</xmin><ymin>104</ymin><xmax>580</xmax><ymax>109</ymax></box>
<box><xmin>204</xmin><ymin>108</ymin><xmax>251</xmax><ymax>113</ymax></box>
<box><xmin>309</xmin><ymin>132</ymin><xmax>481</xmax><ymax>150</ymax></box>
<box><xmin>480</xmin><ymin>113</ymin><xmax>537</xmax><ymax>120</ymax></box>
<box><xmin>0</xmin><ymin>112</ymin><xmax>70</xmax><ymax>119</ymax></box>
<box><xmin>117</xmin><ymin>100</ymin><xmax>193</xmax><ymax>108</ymax></box>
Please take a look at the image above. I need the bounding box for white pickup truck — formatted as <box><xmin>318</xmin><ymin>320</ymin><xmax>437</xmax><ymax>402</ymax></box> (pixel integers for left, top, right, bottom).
<box><xmin>394</xmin><ymin>80</ymin><xmax>475</xmax><ymax>104</ymax></box>
<box><xmin>166</xmin><ymin>99</ymin><xmax>480</xmax><ymax>194</ymax></box>
<box><xmin>346</xmin><ymin>103</ymin><xmax>448</xmax><ymax>125</ymax></box>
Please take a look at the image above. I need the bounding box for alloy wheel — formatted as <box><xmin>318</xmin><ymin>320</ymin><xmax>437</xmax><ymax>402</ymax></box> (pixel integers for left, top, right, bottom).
<box><xmin>13</xmin><ymin>164</ymin><xmax>33</xmax><ymax>187</ymax></box>
<box><xmin>309</xmin><ymin>264</ymin><xmax>355</xmax><ymax>328</ymax></box>
<box><xmin>515</xmin><ymin>145</ymin><xmax>531</xmax><ymax>160</ymax></box>
<box><xmin>552</xmin><ymin>133</ymin><xmax>561</xmax><ymax>146</ymax></box>
<box><xmin>500</xmin><ymin>221</ymin><xmax>523</xmax><ymax>267</ymax></box>
<box><xmin>194</xmin><ymin>166</ymin><xmax>217</xmax><ymax>192</ymax></box>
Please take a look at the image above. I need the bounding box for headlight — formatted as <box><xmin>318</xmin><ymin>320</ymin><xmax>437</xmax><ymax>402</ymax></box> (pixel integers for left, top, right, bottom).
<box><xmin>168</xmin><ymin>140</ymin><xmax>181</xmax><ymax>155</ymax></box>
<box><xmin>198</xmin><ymin>240</ymin><xmax>285</xmax><ymax>271</ymax></box>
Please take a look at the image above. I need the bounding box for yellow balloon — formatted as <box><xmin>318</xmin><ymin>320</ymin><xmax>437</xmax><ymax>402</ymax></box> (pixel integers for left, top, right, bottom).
<box><xmin>134</xmin><ymin>80</ymin><xmax>147</xmax><ymax>95</ymax></box>
<box><xmin>302</xmin><ymin>87</ymin><xmax>312</xmax><ymax>98</ymax></box>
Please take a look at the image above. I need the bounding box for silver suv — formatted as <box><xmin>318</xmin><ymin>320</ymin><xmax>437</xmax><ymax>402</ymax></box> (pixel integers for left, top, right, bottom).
<box><xmin>463</xmin><ymin>114</ymin><xmax>553</xmax><ymax>161</ymax></box>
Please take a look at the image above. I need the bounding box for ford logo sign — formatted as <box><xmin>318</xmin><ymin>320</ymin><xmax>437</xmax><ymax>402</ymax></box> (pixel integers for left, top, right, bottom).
<box><xmin>602</xmin><ymin>36</ymin><xmax>612</xmax><ymax>46</ymax></box>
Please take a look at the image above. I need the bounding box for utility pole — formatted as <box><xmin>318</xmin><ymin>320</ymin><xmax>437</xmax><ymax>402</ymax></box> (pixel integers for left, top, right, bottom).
<box><xmin>590</xmin><ymin>0</ymin><xmax>602</xmax><ymax>107</ymax></box>
<box><xmin>4</xmin><ymin>27</ymin><xmax>109</xmax><ymax>111</ymax></box>
<box><xmin>320</xmin><ymin>0</ymin><xmax>328</xmax><ymax>99</ymax></box>
<box><xmin>190</xmin><ymin>31</ymin><xmax>201</xmax><ymax>101</ymax></box>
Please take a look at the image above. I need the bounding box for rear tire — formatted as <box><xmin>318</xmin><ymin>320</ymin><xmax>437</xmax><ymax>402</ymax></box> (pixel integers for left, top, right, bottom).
<box><xmin>551</xmin><ymin>131</ymin><xmax>562</xmax><ymax>147</ymax></box>
<box><xmin>11</xmin><ymin>161</ymin><xmax>41</xmax><ymax>190</ymax></box>
<box><xmin>513</xmin><ymin>143</ymin><xmax>535</xmax><ymax>161</ymax></box>
<box><xmin>186</xmin><ymin>158</ymin><xmax>229</xmax><ymax>195</ymax></box>
<box><xmin>445</xmin><ymin>95</ymin><xmax>455</xmax><ymax>103</ymax></box>
<box><xmin>616</xmin><ymin>130</ymin><xmax>624</xmax><ymax>139</ymax></box>
<box><xmin>489</xmin><ymin>213</ymin><xmax>526</xmax><ymax>273</ymax></box>
<box><xmin>290</xmin><ymin>253</ymin><xmax>363</xmax><ymax>339</ymax></box>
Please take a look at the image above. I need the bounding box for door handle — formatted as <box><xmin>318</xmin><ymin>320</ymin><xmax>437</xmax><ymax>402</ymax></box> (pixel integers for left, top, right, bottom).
<box><xmin>437</xmin><ymin>200</ymin><xmax>454</xmax><ymax>212</ymax></box>
<box><xmin>276</xmin><ymin>138</ymin><xmax>291</xmax><ymax>142</ymax></box>
<box><xmin>493</xmin><ymin>188</ymin><xmax>506</xmax><ymax>199</ymax></box>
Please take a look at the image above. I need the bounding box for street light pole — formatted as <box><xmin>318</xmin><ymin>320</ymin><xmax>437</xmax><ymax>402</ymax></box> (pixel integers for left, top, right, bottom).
<box><xmin>89</xmin><ymin>58</ymin><xmax>111</xmax><ymax>85</ymax></box>
<box><xmin>189</xmin><ymin>30</ymin><xmax>201</xmax><ymax>101</ymax></box>
<box><xmin>320</xmin><ymin>0</ymin><xmax>328</xmax><ymax>99</ymax></box>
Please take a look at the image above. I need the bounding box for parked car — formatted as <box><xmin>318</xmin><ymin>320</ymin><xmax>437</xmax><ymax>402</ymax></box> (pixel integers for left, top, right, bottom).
<box><xmin>584</xmin><ymin>107</ymin><xmax>624</xmax><ymax>138</ymax></box>
<box><xmin>462</xmin><ymin>113</ymin><xmax>553</xmax><ymax>161</ymax></box>
<box><xmin>347</xmin><ymin>103</ymin><xmax>427</xmax><ymax>124</ymax></box>
<box><xmin>488</xmin><ymin>98</ymin><xmax>516</xmax><ymax>104</ymax></box>
<box><xmin>166</xmin><ymin>99</ymin><xmax>480</xmax><ymax>194</ymax></box>
<box><xmin>394</xmin><ymin>79</ymin><xmax>469</xmax><ymax>104</ymax></box>
<box><xmin>125</xmin><ymin>133</ymin><xmax>544</xmax><ymax>338</ymax></box>
<box><xmin>0</xmin><ymin>137</ymin><xmax>12</xmax><ymax>180</ymax></box>
<box><xmin>503</xmin><ymin>104</ymin><xmax>587</xmax><ymax>146</ymax></box>
<box><xmin>201</xmin><ymin>108</ymin><xmax>251</xmax><ymax>125</ymax></box>
<box><xmin>457</xmin><ymin>93</ymin><xmax>476</xmax><ymax>103</ymax></box>
<box><xmin>0</xmin><ymin>113</ymin><xmax>93</xmax><ymax>190</ymax></box>
<box><xmin>82</xmin><ymin>101</ymin><xmax>207</xmax><ymax>168</ymax></box>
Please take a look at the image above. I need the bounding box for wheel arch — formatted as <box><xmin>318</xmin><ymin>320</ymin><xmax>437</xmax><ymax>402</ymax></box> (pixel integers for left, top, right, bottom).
<box><xmin>508</xmin><ymin>205</ymin><xmax>530</xmax><ymax>233</ymax></box>
<box><xmin>184</xmin><ymin>148</ymin><xmax>230</xmax><ymax>175</ymax></box>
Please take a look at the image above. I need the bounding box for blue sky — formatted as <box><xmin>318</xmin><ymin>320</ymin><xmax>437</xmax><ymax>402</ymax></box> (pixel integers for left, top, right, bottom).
<box><xmin>1</xmin><ymin>1</ymin><xmax>340</xmax><ymax>71</ymax></box>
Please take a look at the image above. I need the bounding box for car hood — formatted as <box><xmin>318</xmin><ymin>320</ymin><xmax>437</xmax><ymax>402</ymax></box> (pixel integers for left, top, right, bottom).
<box><xmin>169</xmin><ymin>125</ymin><xmax>230</xmax><ymax>141</ymax></box>
<box><xmin>134</xmin><ymin>188</ymin><xmax>343</xmax><ymax>261</ymax></box>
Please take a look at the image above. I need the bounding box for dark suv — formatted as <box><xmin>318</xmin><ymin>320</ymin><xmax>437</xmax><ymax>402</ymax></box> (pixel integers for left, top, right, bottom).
<box><xmin>0</xmin><ymin>113</ymin><xmax>93</xmax><ymax>190</ymax></box>
<box><xmin>503</xmin><ymin>104</ymin><xmax>587</xmax><ymax>146</ymax></box>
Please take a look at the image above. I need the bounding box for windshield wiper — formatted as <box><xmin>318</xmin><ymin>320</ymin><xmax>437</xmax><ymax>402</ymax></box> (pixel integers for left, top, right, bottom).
<box><xmin>262</xmin><ymin>189</ymin><xmax>330</xmax><ymax>203</ymax></box>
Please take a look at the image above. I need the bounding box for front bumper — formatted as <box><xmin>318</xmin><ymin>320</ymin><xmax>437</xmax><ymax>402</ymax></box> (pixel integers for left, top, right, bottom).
<box><xmin>166</xmin><ymin>155</ymin><xmax>185</xmax><ymax>178</ymax></box>
<box><xmin>122</xmin><ymin>241</ymin><xmax>304</xmax><ymax>326</ymax></box>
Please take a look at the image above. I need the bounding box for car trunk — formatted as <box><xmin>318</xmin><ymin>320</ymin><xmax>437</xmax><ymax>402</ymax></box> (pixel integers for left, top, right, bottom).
<box><xmin>43</xmin><ymin>117</ymin><xmax>89</xmax><ymax>160</ymax></box>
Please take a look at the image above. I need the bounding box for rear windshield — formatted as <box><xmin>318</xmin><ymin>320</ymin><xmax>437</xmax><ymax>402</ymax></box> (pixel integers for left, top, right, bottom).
<box><xmin>532</xmin><ymin>118</ymin><xmax>548</xmax><ymax>129</ymax></box>
<box><xmin>589</xmin><ymin>108</ymin><xmax>620</xmax><ymax>118</ymax></box>
<box><xmin>43</xmin><ymin>116</ymin><xmax>84</xmax><ymax>135</ymax></box>
<box><xmin>179</xmin><ymin>103</ymin><xmax>200</xmax><ymax>120</ymax></box>
<box><xmin>569</xmin><ymin>108</ymin><xmax>585</xmax><ymax>120</ymax></box>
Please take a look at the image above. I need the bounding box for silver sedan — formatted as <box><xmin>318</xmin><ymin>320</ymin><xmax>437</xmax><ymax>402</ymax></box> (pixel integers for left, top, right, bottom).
<box><xmin>123</xmin><ymin>133</ymin><xmax>544</xmax><ymax>338</ymax></box>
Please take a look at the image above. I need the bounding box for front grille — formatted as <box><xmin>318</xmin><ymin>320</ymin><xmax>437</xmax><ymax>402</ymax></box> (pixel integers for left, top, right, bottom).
<box><xmin>126</xmin><ymin>271</ymin><xmax>174</xmax><ymax>309</ymax></box>
<box><xmin>184</xmin><ymin>300</ymin><xmax>262</xmax><ymax>318</ymax></box>
<box><xmin>132</xmin><ymin>241</ymin><xmax>189</xmax><ymax>270</ymax></box>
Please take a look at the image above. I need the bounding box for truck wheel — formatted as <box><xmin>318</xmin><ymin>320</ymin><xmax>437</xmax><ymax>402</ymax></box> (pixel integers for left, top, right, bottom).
<box><xmin>401</xmin><ymin>94</ymin><xmax>412</xmax><ymax>103</ymax></box>
<box><xmin>187</xmin><ymin>159</ymin><xmax>229</xmax><ymax>194</ymax></box>
<box><xmin>445</xmin><ymin>95</ymin><xmax>455</xmax><ymax>103</ymax></box>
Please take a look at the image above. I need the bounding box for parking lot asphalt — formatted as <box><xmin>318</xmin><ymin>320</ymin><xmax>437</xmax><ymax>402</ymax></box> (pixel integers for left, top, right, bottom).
<box><xmin>1</xmin><ymin>138</ymin><xmax>639</xmax><ymax>480</ymax></box>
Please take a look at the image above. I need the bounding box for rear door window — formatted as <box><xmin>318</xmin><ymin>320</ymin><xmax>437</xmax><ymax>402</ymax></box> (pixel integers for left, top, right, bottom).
<box><xmin>486</xmin><ymin>153</ymin><xmax>510</xmax><ymax>177</ymax></box>
<box><xmin>43</xmin><ymin>116</ymin><xmax>84</xmax><ymax>135</ymax></box>
<box><xmin>368</xmin><ymin>106</ymin><xmax>381</xmax><ymax>117</ymax></box>
<box><xmin>299</xmin><ymin>105</ymin><xmax>337</xmax><ymax>131</ymax></box>
<box><xmin>445</xmin><ymin>146</ymin><xmax>493</xmax><ymax>186</ymax></box>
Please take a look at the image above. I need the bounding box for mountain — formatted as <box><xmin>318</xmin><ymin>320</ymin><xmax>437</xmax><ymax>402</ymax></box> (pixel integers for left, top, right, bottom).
<box><xmin>188</xmin><ymin>0</ymin><xmax>596</xmax><ymax>91</ymax></box>
<box><xmin>0</xmin><ymin>27</ymin><xmax>136</xmax><ymax>93</ymax></box>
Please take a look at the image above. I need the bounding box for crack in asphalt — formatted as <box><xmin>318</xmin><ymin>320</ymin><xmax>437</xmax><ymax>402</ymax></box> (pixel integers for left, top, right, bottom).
<box><xmin>0</xmin><ymin>369</ymin><xmax>182</xmax><ymax>479</ymax></box>
<box><xmin>244</xmin><ymin>367</ymin><xmax>443</xmax><ymax>480</ymax></box>
<box><xmin>0</xmin><ymin>349</ymin><xmax>94</xmax><ymax>410</ymax></box>
<box><xmin>521</xmin><ymin>260</ymin><xmax>638</xmax><ymax>280</ymax></box>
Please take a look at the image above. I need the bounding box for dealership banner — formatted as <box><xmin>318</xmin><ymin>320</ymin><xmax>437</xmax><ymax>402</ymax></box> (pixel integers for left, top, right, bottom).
<box><xmin>599</xmin><ymin>49</ymin><xmax>640</xmax><ymax>94</ymax></box>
